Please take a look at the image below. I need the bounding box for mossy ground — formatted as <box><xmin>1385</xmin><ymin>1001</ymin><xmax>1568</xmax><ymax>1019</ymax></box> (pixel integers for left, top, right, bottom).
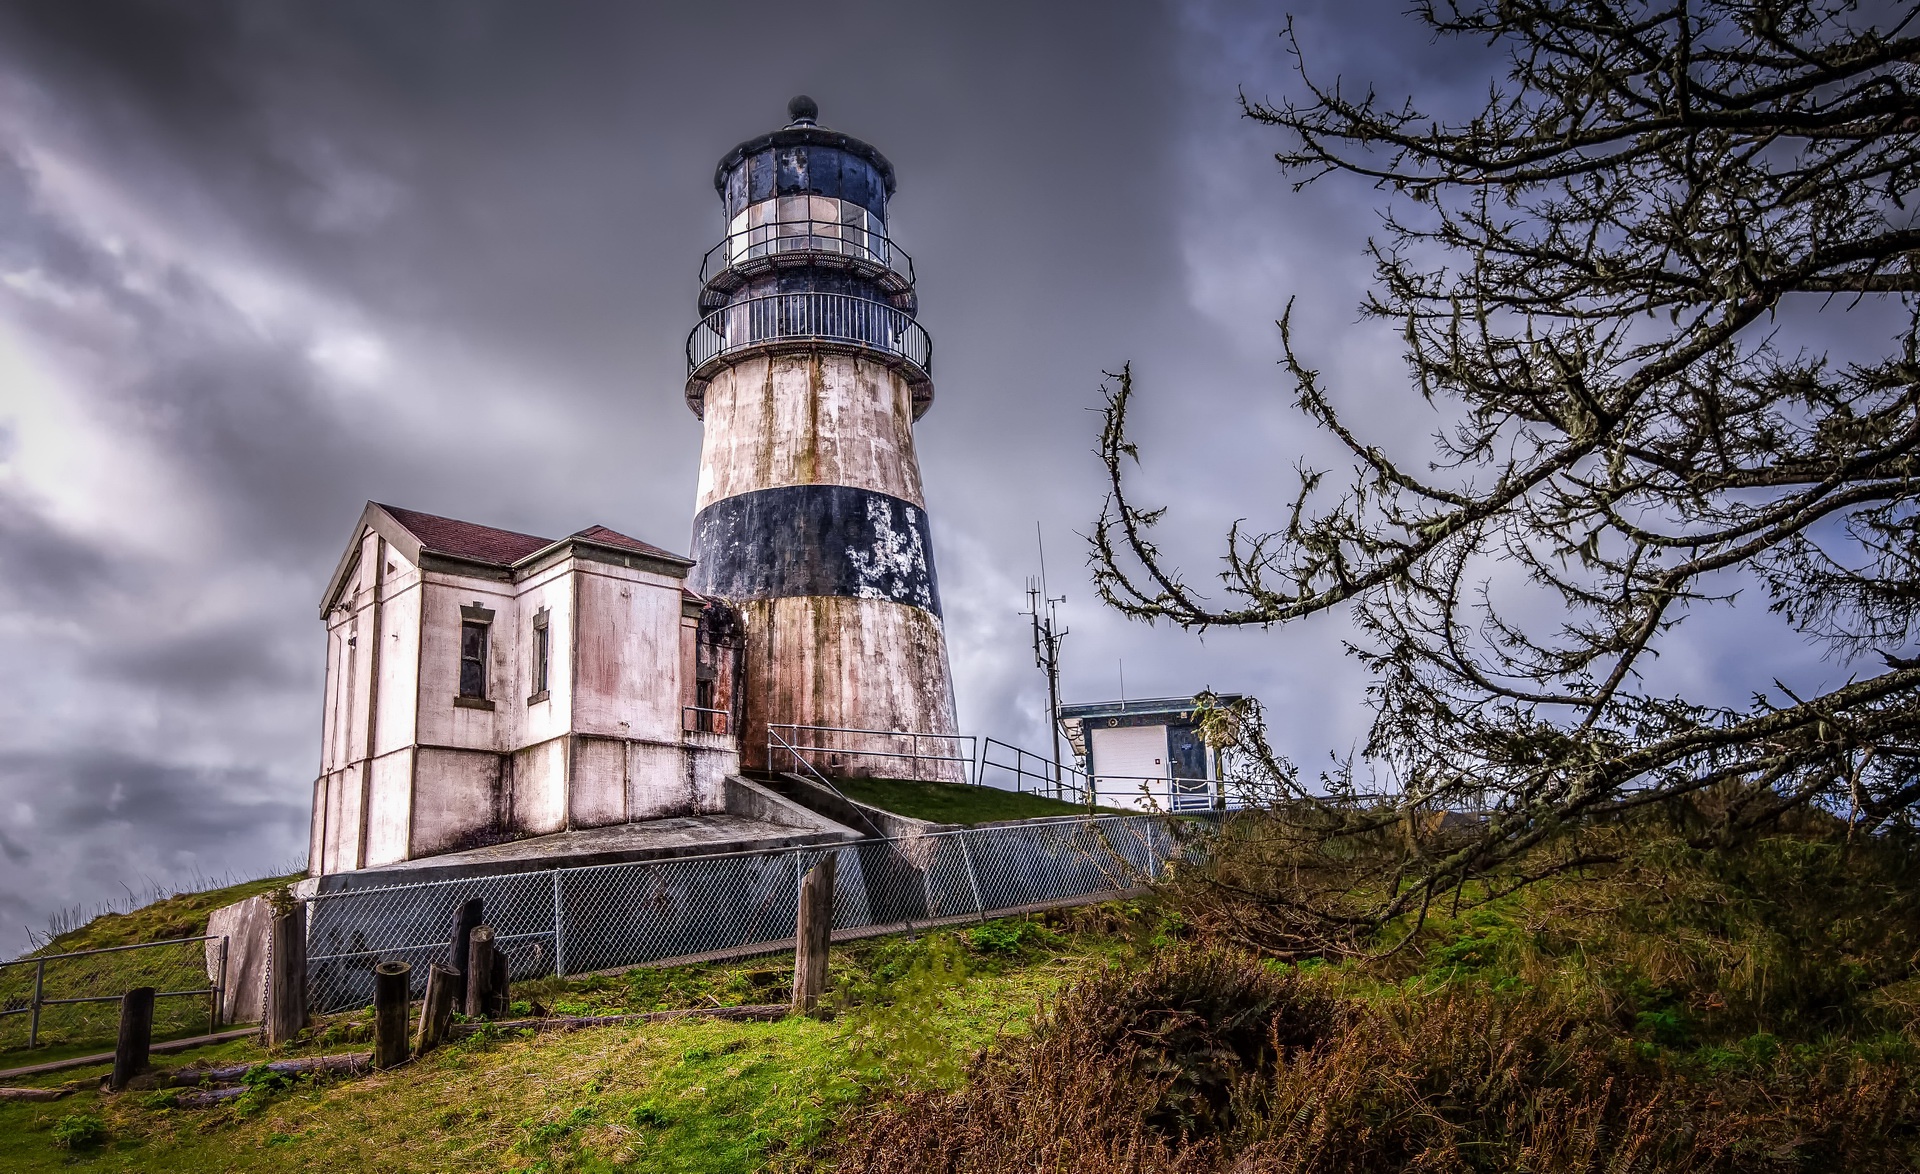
<box><xmin>0</xmin><ymin>910</ymin><xmax>1142</xmax><ymax>1173</ymax></box>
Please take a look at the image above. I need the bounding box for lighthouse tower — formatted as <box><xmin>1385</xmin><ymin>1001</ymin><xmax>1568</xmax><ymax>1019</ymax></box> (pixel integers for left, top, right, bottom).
<box><xmin>685</xmin><ymin>97</ymin><xmax>960</xmax><ymax>777</ymax></box>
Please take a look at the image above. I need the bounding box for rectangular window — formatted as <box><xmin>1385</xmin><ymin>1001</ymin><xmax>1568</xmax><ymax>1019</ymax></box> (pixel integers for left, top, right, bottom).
<box><xmin>459</xmin><ymin>620</ymin><xmax>489</xmax><ymax>699</ymax></box>
<box><xmin>530</xmin><ymin>609</ymin><xmax>550</xmax><ymax>702</ymax></box>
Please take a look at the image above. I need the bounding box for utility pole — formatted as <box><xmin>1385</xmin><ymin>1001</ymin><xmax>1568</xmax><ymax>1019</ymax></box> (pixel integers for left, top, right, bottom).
<box><xmin>1024</xmin><ymin>525</ymin><xmax>1067</xmax><ymax>799</ymax></box>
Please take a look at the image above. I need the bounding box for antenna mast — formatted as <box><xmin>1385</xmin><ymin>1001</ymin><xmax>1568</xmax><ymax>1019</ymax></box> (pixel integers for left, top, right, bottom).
<box><xmin>1024</xmin><ymin>524</ymin><xmax>1068</xmax><ymax>799</ymax></box>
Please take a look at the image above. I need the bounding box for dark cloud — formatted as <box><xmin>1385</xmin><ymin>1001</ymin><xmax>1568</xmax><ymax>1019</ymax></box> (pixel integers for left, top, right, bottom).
<box><xmin>2</xmin><ymin>0</ymin><xmax>1823</xmax><ymax>956</ymax></box>
<box><xmin>0</xmin><ymin>488</ymin><xmax>123</xmax><ymax>610</ymax></box>
<box><xmin>85</xmin><ymin>620</ymin><xmax>308</xmax><ymax>700</ymax></box>
<box><xmin>0</xmin><ymin>0</ymin><xmax>1380</xmax><ymax>955</ymax></box>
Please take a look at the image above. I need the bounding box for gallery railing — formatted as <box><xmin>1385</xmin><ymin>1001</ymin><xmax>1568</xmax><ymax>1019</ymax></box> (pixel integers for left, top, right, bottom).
<box><xmin>686</xmin><ymin>292</ymin><xmax>931</xmax><ymax>380</ymax></box>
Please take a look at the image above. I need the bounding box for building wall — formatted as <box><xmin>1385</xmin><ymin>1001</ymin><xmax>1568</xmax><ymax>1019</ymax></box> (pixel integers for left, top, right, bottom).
<box><xmin>408</xmin><ymin>747</ymin><xmax>502</xmax><ymax>858</ymax></box>
<box><xmin>572</xmin><ymin>565</ymin><xmax>686</xmax><ymax>743</ymax></box>
<box><xmin>739</xmin><ymin>594</ymin><xmax>959</xmax><ymax>779</ymax></box>
<box><xmin>415</xmin><ymin>575</ymin><xmax>519</xmax><ymax>753</ymax></box>
<box><xmin>508</xmin><ymin>734</ymin><xmax>569</xmax><ymax>837</ymax></box>
<box><xmin>694</xmin><ymin>351</ymin><xmax>925</xmax><ymax>510</ymax></box>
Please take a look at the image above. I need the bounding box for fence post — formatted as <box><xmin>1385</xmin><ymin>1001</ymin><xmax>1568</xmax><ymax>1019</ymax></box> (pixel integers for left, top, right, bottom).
<box><xmin>28</xmin><ymin>959</ymin><xmax>43</xmax><ymax>1049</ymax></box>
<box><xmin>211</xmin><ymin>936</ymin><xmax>229</xmax><ymax>1033</ymax></box>
<box><xmin>372</xmin><ymin>961</ymin><xmax>412</xmax><ymax>1069</ymax></box>
<box><xmin>414</xmin><ymin>963</ymin><xmax>458</xmax><ymax>1058</ymax></box>
<box><xmin>490</xmin><ymin>950</ymin><xmax>510</xmax><ymax>1019</ymax></box>
<box><xmin>550</xmin><ymin>872</ymin><xmax>566</xmax><ymax>978</ymax></box>
<box><xmin>791</xmin><ymin>854</ymin><xmax>837</xmax><ymax>1015</ymax></box>
<box><xmin>465</xmin><ymin>926</ymin><xmax>496</xmax><ymax>1019</ymax></box>
<box><xmin>959</xmin><ymin>831</ymin><xmax>987</xmax><ymax>920</ymax></box>
<box><xmin>448</xmin><ymin>897</ymin><xmax>482</xmax><ymax>1007</ymax></box>
<box><xmin>110</xmin><ymin>987</ymin><xmax>155</xmax><ymax>1091</ymax></box>
<box><xmin>266</xmin><ymin>896</ymin><xmax>308</xmax><ymax>1047</ymax></box>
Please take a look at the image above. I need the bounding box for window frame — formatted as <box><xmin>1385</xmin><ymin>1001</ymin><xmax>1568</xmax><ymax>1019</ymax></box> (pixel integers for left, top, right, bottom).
<box><xmin>455</xmin><ymin>603</ymin><xmax>495</xmax><ymax>710</ymax></box>
<box><xmin>528</xmin><ymin>608</ymin><xmax>551</xmax><ymax>704</ymax></box>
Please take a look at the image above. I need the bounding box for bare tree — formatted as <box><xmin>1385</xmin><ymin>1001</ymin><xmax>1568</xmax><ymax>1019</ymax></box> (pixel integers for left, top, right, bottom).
<box><xmin>1093</xmin><ymin>0</ymin><xmax>1920</xmax><ymax>936</ymax></box>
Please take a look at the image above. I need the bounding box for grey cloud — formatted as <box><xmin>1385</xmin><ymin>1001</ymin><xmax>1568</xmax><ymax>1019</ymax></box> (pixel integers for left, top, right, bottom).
<box><xmin>0</xmin><ymin>747</ymin><xmax>304</xmax><ymax>850</ymax></box>
<box><xmin>0</xmin><ymin>488</ymin><xmax>124</xmax><ymax>611</ymax></box>
<box><xmin>85</xmin><ymin>620</ymin><xmax>308</xmax><ymax>701</ymax></box>
<box><xmin>0</xmin><ymin>0</ymin><xmax>1544</xmax><ymax>956</ymax></box>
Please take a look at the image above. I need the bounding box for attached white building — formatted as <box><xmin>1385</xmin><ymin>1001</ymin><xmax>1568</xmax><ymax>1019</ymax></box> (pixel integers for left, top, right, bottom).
<box><xmin>310</xmin><ymin>503</ymin><xmax>742</xmax><ymax>875</ymax></box>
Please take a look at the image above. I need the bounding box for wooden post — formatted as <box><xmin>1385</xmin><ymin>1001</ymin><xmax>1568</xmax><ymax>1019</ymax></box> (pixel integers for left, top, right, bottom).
<box><xmin>414</xmin><ymin>963</ymin><xmax>459</xmax><ymax>1058</ymax></box>
<box><xmin>371</xmin><ymin>961</ymin><xmax>412</xmax><ymax>1069</ymax></box>
<box><xmin>464</xmin><ymin>926</ymin><xmax>496</xmax><ymax>1019</ymax></box>
<box><xmin>448</xmin><ymin>897</ymin><xmax>482</xmax><ymax>1006</ymax></box>
<box><xmin>27</xmin><ymin>959</ymin><xmax>43</xmax><ymax>1049</ymax></box>
<box><xmin>110</xmin><ymin>987</ymin><xmax>155</xmax><ymax>1091</ymax></box>
<box><xmin>489</xmin><ymin>950</ymin><xmax>510</xmax><ymax>1018</ymax></box>
<box><xmin>266</xmin><ymin>896</ymin><xmax>308</xmax><ymax>1047</ymax></box>
<box><xmin>790</xmin><ymin>853</ymin><xmax>837</xmax><ymax>1015</ymax></box>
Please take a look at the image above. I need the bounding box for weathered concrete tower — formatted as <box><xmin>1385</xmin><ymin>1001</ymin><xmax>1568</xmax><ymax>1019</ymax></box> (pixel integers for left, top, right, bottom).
<box><xmin>685</xmin><ymin>96</ymin><xmax>960</xmax><ymax>776</ymax></box>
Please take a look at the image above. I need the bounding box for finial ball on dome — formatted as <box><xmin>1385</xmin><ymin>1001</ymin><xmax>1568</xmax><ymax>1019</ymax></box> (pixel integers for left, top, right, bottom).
<box><xmin>787</xmin><ymin>95</ymin><xmax>819</xmax><ymax>124</ymax></box>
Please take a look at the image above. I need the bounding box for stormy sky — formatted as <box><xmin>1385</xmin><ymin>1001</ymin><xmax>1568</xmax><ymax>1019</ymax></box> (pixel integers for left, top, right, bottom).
<box><xmin>0</xmin><ymin>0</ymin><xmax>1862</xmax><ymax>956</ymax></box>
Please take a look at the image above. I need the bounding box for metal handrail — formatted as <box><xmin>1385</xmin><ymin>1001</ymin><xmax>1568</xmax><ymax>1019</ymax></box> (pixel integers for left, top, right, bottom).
<box><xmin>766</xmin><ymin>726</ymin><xmax>886</xmax><ymax>836</ymax></box>
<box><xmin>979</xmin><ymin>736</ymin><xmax>1229</xmax><ymax>813</ymax></box>
<box><xmin>768</xmin><ymin>722</ymin><xmax>977</xmax><ymax>784</ymax></box>
<box><xmin>682</xmin><ymin>705</ymin><xmax>732</xmax><ymax>735</ymax></box>
<box><xmin>699</xmin><ymin>217</ymin><xmax>915</xmax><ymax>288</ymax></box>
<box><xmin>0</xmin><ymin>934</ymin><xmax>228</xmax><ymax>1046</ymax></box>
<box><xmin>686</xmin><ymin>292</ymin><xmax>931</xmax><ymax>379</ymax></box>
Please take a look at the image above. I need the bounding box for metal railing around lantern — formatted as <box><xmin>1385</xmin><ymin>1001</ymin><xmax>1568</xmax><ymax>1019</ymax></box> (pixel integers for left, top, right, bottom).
<box><xmin>686</xmin><ymin>292</ymin><xmax>932</xmax><ymax>381</ymax></box>
<box><xmin>698</xmin><ymin>217</ymin><xmax>915</xmax><ymax>289</ymax></box>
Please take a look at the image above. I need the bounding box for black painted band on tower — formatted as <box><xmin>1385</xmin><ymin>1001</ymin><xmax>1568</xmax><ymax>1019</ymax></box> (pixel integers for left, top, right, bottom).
<box><xmin>689</xmin><ymin>484</ymin><xmax>941</xmax><ymax>616</ymax></box>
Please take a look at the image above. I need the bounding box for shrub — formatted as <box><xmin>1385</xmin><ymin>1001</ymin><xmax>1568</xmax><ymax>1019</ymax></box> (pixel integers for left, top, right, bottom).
<box><xmin>50</xmin><ymin>1112</ymin><xmax>108</xmax><ymax>1151</ymax></box>
<box><xmin>836</xmin><ymin>949</ymin><xmax>1920</xmax><ymax>1173</ymax></box>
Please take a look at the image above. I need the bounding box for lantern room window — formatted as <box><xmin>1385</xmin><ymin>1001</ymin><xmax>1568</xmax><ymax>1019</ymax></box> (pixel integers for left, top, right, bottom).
<box><xmin>726</xmin><ymin>196</ymin><xmax>879</xmax><ymax>266</ymax></box>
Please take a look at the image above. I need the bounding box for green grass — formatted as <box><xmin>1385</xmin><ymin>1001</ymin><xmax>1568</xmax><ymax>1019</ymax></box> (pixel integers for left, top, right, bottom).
<box><xmin>28</xmin><ymin>873</ymin><xmax>305</xmax><ymax>957</ymax></box>
<box><xmin>0</xmin><ymin>908</ymin><xmax>1144</xmax><ymax>1173</ymax></box>
<box><xmin>831</xmin><ymin>776</ymin><xmax>1127</xmax><ymax>825</ymax></box>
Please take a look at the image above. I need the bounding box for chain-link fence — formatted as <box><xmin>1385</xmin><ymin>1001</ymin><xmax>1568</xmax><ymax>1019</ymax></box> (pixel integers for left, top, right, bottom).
<box><xmin>0</xmin><ymin>935</ymin><xmax>228</xmax><ymax>1056</ymax></box>
<box><xmin>305</xmin><ymin>813</ymin><xmax>1181</xmax><ymax>1014</ymax></box>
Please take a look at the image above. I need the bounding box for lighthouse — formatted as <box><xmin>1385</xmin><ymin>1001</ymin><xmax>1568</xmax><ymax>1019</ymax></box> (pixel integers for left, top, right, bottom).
<box><xmin>685</xmin><ymin>97</ymin><xmax>961</xmax><ymax>777</ymax></box>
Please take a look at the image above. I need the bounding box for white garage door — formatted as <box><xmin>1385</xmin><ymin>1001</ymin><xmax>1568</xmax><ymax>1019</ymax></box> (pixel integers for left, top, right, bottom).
<box><xmin>1090</xmin><ymin>724</ymin><xmax>1169</xmax><ymax>810</ymax></box>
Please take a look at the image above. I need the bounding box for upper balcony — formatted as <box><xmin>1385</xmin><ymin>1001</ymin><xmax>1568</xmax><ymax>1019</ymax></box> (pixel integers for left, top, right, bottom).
<box><xmin>685</xmin><ymin>291</ymin><xmax>933</xmax><ymax>420</ymax></box>
<box><xmin>697</xmin><ymin>217</ymin><xmax>918</xmax><ymax>314</ymax></box>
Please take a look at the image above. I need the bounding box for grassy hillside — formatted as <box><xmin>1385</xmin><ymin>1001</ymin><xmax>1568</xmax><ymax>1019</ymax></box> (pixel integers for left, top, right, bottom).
<box><xmin>0</xmin><ymin>910</ymin><xmax>1147</xmax><ymax>1172</ymax></box>
<box><xmin>2</xmin><ymin>873</ymin><xmax>309</xmax><ymax>1067</ymax></box>
<box><xmin>832</xmin><ymin>776</ymin><xmax>1128</xmax><ymax>825</ymax></box>
<box><xmin>27</xmin><ymin>873</ymin><xmax>306</xmax><ymax>958</ymax></box>
<box><xmin>8</xmin><ymin>816</ymin><xmax>1917</xmax><ymax>1171</ymax></box>
<box><xmin>836</xmin><ymin>818</ymin><xmax>1920</xmax><ymax>1172</ymax></box>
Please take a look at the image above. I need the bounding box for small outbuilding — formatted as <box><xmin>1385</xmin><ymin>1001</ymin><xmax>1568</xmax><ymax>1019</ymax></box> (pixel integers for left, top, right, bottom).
<box><xmin>1057</xmin><ymin>694</ymin><xmax>1244</xmax><ymax>812</ymax></box>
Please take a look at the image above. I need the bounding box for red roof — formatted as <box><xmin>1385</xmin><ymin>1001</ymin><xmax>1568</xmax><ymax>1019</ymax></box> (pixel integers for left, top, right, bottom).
<box><xmin>571</xmin><ymin>525</ymin><xmax>685</xmax><ymax>563</ymax></box>
<box><xmin>374</xmin><ymin>505</ymin><xmax>686</xmax><ymax>568</ymax></box>
<box><xmin>376</xmin><ymin>504</ymin><xmax>553</xmax><ymax>566</ymax></box>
